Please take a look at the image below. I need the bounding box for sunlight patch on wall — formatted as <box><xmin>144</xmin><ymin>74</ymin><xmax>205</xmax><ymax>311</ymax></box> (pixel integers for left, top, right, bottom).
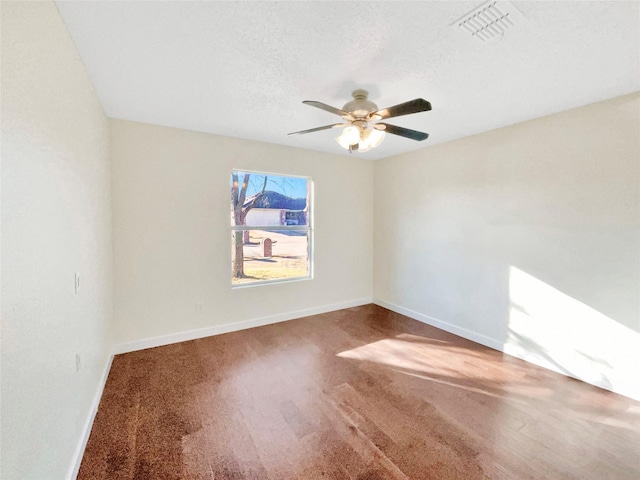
<box><xmin>507</xmin><ymin>266</ymin><xmax>639</xmax><ymax>400</ymax></box>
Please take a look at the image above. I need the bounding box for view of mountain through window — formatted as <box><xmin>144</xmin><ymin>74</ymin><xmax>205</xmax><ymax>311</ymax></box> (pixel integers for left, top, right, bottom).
<box><xmin>230</xmin><ymin>171</ymin><xmax>312</xmax><ymax>286</ymax></box>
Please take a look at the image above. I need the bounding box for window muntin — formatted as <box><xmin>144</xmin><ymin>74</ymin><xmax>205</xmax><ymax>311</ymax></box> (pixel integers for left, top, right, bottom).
<box><xmin>231</xmin><ymin>171</ymin><xmax>312</xmax><ymax>286</ymax></box>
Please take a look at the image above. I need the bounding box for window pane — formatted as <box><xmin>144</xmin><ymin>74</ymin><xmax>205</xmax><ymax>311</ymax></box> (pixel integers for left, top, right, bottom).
<box><xmin>231</xmin><ymin>230</ymin><xmax>310</xmax><ymax>285</ymax></box>
<box><xmin>231</xmin><ymin>172</ymin><xmax>309</xmax><ymax>227</ymax></box>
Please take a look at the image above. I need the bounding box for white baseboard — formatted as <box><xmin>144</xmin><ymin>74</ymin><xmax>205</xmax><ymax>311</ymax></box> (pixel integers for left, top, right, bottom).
<box><xmin>66</xmin><ymin>353</ymin><xmax>114</xmax><ymax>480</ymax></box>
<box><xmin>67</xmin><ymin>298</ymin><xmax>371</xmax><ymax>478</ymax></box>
<box><xmin>373</xmin><ymin>298</ymin><xmax>503</xmax><ymax>351</ymax></box>
<box><xmin>113</xmin><ymin>297</ymin><xmax>373</xmax><ymax>355</ymax></box>
<box><xmin>373</xmin><ymin>298</ymin><xmax>640</xmax><ymax>401</ymax></box>
<box><xmin>63</xmin><ymin>296</ymin><xmax>637</xmax><ymax>479</ymax></box>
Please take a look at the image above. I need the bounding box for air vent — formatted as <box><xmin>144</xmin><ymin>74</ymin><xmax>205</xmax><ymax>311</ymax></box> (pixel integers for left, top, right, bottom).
<box><xmin>452</xmin><ymin>1</ymin><xmax>526</xmax><ymax>42</ymax></box>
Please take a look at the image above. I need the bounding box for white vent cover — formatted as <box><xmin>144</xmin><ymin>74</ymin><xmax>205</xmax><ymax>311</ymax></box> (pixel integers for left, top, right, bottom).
<box><xmin>452</xmin><ymin>1</ymin><xmax>526</xmax><ymax>42</ymax></box>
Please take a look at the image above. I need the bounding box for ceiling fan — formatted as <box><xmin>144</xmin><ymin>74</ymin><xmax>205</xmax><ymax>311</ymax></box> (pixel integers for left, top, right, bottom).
<box><xmin>288</xmin><ymin>89</ymin><xmax>432</xmax><ymax>153</ymax></box>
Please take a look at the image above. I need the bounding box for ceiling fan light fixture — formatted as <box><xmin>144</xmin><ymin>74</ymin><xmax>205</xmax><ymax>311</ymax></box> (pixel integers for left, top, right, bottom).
<box><xmin>336</xmin><ymin>126</ymin><xmax>360</xmax><ymax>149</ymax></box>
<box><xmin>369</xmin><ymin>128</ymin><xmax>385</xmax><ymax>148</ymax></box>
<box><xmin>358</xmin><ymin>128</ymin><xmax>373</xmax><ymax>152</ymax></box>
<box><xmin>357</xmin><ymin>127</ymin><xmax>385</xmax><ymax>152</ymax></box>
<box><xmin>336</xmin><ymin>125</ymin><xmax>386</xmax><ymax>152</ymax></box>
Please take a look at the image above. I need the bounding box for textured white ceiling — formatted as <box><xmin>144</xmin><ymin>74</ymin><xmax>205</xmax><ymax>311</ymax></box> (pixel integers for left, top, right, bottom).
<box><xmin>55</xmin><ymin>1</ymin><xmax>640</xmax><ymax>160</ymax></box>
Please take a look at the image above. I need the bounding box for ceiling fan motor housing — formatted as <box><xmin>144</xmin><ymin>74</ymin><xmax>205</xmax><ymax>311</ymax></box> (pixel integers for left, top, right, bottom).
<box><xmin>342</xmin><ymin>89</ymin><xmax>378</xmax><ymax>118</ymax></box>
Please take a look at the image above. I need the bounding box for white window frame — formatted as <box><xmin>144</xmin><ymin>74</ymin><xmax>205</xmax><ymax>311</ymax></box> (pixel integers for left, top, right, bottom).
<box><xmin>230</xmin><ymin>169</ymin><xmax>313</xmax><ymax>288</ymax></box>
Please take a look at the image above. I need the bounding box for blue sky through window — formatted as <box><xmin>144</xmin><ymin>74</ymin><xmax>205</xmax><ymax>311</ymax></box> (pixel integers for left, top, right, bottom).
<box><xmin>235</xmin><ymin>172</ymin><xmax>307</xmax><ymax>199</ymax></box>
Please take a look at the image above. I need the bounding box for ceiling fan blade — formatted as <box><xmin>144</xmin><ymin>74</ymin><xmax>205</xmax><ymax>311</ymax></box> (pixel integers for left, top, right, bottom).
<box><xmin>369</xmin><ymin>98</ymin><xmax>432</xmax><ymax>120</ymax></box>
<box><xmin>377</xmin><ymin>123</ymin><xmax>429</xmax><ymax>141</ymax></box>
<box><xmin>288</xmin><ymin>123</ymin><xmax>346</xmax><ymax>135</ymax></box>
<box><xmin>303</xmin><ymin>100</ymin><xmax>353</xmax><ymax>119</ymax></box>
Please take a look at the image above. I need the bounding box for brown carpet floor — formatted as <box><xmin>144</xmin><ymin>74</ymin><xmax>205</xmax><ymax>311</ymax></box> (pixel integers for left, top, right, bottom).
<box><xmin>78</xmin><ymin>305</ymin><xmax>640</xmax><ymax>479</ymax></box>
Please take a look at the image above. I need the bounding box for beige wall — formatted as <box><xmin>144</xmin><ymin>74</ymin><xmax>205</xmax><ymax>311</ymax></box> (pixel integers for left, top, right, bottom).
<box><xmin>2</xmin><ymin>3</ymin><xmax>638</xmax><ymax>477</ymax></box>
<box><xmin>110</xmin><ymin>119</ymin><xmax>374</xmax><ymax>347</ymax></box>
<box><xmin>1</xmin><ymin>2</ymin><xmax>114</xmax><ymax>479</ymax></box>
<box><xmin>374</xmin><ymin>92</ymin><xmax>640</xmax><ymax>400</ymax></box>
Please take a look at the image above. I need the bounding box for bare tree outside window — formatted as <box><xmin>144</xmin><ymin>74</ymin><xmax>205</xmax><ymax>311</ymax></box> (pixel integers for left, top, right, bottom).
<box><xmin>231</xmin><ymin>172</ymin><xmax>268</xmax><ymax>278</ymax></box>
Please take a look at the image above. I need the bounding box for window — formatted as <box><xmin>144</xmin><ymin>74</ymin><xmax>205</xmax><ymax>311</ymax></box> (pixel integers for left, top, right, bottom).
<box><xmin>231</xmin><ymin>170</ymin><xmax>312</xmax><ymax>286</ymax></box>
